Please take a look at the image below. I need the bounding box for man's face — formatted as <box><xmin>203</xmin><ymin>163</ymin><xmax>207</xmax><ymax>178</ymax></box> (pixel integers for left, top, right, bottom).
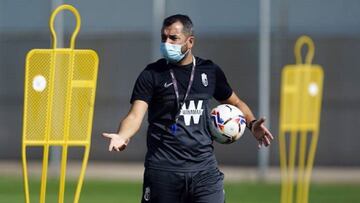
<box><xmin>161</xmin><ymin>21</ymin><xmax>193</xmax><ymax>53</ymax></box>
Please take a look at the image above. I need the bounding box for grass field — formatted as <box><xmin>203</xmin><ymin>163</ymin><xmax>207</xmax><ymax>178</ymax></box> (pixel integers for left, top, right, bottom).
<box><xmin>1</xmin><ymin>176</ymin><xmax>359</xmax><ymax>203</ymax></box>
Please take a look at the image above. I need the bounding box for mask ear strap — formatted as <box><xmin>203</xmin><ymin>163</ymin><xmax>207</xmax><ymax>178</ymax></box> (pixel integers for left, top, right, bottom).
<box><xmin>182</xmin><ymin>48</ymin><xmax>191</xmax><ymax>56</ymax></box>
<box><xmin>182</xmin><ymin>37</ymin><xmax>192</xmax><ymax>55</ymax></box>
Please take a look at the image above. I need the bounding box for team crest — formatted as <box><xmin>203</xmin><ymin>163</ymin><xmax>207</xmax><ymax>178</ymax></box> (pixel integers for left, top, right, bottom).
<box><xmin>201</xmin><ymin>73</ymin><xmax>208</xmax><ymax>87</ymax></box>
<box><xmin>144</xmin><ymin>186</ymin><xmax>150</xmax><ymax>201</ymax></box>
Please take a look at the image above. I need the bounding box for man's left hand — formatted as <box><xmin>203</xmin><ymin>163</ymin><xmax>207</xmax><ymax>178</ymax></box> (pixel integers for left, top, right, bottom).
<box><xmin>251</xmin><ymin>117</ymin><xmax>274</xmax><ymax>148</ymax></box>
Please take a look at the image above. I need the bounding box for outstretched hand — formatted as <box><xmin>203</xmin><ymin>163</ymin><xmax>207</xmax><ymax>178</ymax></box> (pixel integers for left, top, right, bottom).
<box><xmin>102</xmin><ymin>133</ymin><xmax>130</xmax><ymax>152</ymax></box>
<box><xmin>251</xmin><ymin>117</ymin><xmax>274</xmax><ymax>148</ymax></box>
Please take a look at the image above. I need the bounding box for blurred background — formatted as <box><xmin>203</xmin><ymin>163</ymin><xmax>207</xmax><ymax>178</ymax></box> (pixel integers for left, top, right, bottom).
<box><xmin>1</xmin><ymin>0</ymin><xmax>360</xmax><ymax>166</ymax></box>
<box><xmin>0</xmin><ymin>0</ymin><xmax>360</xmax><ymax>202</ymax></box>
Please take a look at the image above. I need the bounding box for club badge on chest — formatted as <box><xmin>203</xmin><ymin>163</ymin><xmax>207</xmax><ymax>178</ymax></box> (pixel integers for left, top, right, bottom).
<box><xmin>201</xmin><ymin>73</ymin><xmax>208</xmax><ymax>87</ymax></box>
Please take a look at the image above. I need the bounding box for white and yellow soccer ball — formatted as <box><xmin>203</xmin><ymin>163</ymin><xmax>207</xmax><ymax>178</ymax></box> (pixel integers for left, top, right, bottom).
<box><xmin>209</xmin><ymin>104</ymin><xmax>247</xmax><ymax>144</ymax></box>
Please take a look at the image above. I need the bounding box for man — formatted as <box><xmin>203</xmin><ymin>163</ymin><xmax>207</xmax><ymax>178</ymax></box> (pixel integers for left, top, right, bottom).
<box><xmin>102</xmin><ymin>14</ymin><xmax>273</xmax><ymax>203</ymax></box>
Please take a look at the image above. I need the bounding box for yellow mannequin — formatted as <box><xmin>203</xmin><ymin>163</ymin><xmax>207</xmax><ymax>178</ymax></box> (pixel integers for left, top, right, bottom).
<box><xmin>22</xmin><ymin>5</ymin><xmax>99</xmax><ymax>203</ymax></box>
<box><xmin>279</xmin><ymin>36</ymin><xmax>324</xmax><ymax>203</ymax></box>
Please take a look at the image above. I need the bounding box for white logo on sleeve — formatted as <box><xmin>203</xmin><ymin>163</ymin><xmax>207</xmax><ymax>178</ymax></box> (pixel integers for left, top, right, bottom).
<box><xmin>180</xmin><ymin>100</ymin><xmax>203</xmax><ymax>126</ymax></box>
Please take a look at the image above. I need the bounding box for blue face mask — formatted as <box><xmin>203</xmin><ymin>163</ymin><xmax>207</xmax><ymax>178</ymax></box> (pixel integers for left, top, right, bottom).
<box><xmin>160</xmin><ymin>42</ymin><xmax>189</xmax><ymax>63</ymax></box>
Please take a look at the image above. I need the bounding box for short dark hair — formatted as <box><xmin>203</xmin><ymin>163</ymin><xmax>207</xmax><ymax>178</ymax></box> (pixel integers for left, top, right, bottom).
<box><xmin>162</xmin><ymin>14</ymin><xmax>194</xmax><ymax>36</ymax></box>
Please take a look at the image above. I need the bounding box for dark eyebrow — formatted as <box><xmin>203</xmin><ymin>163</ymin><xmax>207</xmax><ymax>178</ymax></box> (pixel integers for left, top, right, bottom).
<box><xmin>161</xmin><ymin>33</ymin><xmax>180</xmax><ymax>41</ymax></box>
<box><xmin>169</xmin><ymin>34</ymin><xmax>179</xmax><ymax>39</ymax></box>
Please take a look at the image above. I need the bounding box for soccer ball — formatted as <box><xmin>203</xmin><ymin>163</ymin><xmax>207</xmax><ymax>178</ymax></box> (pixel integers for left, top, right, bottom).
<box><xmin>209</xmin><ymin>104</ymin><xmax>247</xmax><ymax>144</ymax></box>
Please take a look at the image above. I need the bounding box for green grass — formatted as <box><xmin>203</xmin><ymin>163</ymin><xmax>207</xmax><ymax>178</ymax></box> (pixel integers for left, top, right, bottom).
<box><xmin>1</xmin><ymin>176</ymin><xmax>359</xmax><ymax>203</ymax></box>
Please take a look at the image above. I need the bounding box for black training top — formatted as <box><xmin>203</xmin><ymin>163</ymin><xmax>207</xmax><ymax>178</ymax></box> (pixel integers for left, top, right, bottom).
<box><xmin>130</xmin><ymin>56</ymin><xmax>233</xmax><ymax>172</ymax></box>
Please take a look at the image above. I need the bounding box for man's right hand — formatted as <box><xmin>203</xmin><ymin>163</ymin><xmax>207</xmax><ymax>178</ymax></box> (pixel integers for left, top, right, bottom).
<box><xmin>102</xmin><ymin>133</ymin><xmax>130</xmax><ymax>152</ymax></box>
